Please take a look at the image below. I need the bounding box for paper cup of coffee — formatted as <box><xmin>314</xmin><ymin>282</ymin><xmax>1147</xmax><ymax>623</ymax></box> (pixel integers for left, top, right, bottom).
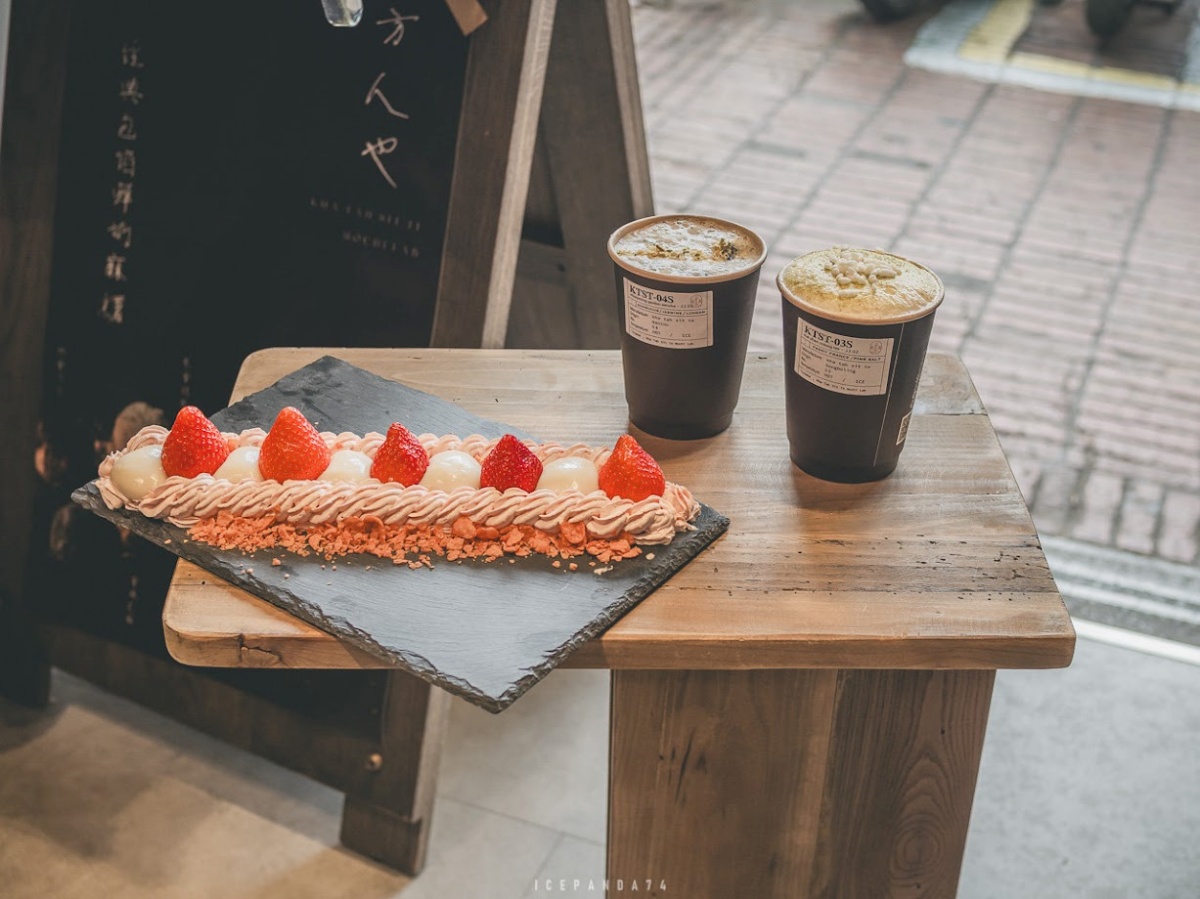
<box><xmin>608</xmin><ymin>214</ymin><xmax>767</xmax><ymax>440</ymax></box>
<box><xmin>777</xmin><ymin>247</ymin><xmax>944</xmax><ymax>482</ymax></box>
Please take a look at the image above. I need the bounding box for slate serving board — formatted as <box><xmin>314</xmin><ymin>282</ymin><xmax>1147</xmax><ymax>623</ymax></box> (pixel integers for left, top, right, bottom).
<box><xmin>73</xmin><ymin>356</ymin><xmax>730</xmax><ymax>713</ymax></box>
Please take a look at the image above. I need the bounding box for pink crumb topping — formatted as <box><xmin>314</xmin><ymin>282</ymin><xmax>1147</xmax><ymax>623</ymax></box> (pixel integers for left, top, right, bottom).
<box><xmin>189</xmin><ymin>512</ymin><xmax>643</xmax><ymax>569</ymax></box>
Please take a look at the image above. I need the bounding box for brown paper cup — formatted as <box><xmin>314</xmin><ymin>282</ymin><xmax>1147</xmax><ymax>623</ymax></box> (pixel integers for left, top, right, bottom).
<box><xmin>608</xmin><ymin>214</ymin><xmax>767</xmax><ymax>440</ymax></box>
<box><xmin>778</xmin><ymin>248</ymin><xmax>944</xmax><ymax>482</ymax></box>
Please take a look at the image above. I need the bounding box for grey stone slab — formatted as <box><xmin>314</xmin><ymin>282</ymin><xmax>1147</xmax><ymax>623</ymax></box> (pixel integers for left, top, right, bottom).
<box><xmin>73</xmin><ymin>357</ymin><xmax>729</xmax><ymax>713</ymax></box>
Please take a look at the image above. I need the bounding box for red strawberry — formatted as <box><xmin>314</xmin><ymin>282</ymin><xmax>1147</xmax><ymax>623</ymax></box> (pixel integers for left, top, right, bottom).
<box><xmin>598</xmin><ymin>435</ymin><xmax>665</xmax><ymax>502</ymax></box>
<box><xmin>161</xmin><ymin>406</ymin><xmax>229</xmax><ymax>478</ymax></box>
<box><xmin>259</xmin><ymin>407</ymin><xmax>331</xmax><ymax>481</ymax></box>
<box><xmin>371</xmin><ymin>422</ymin><xmax>429</xmax><ymax>485</ymax></box>
<box><xmin>480</xmin><ymin>434</ymin><xmax>543</xmax><ymax>492</ymax></box>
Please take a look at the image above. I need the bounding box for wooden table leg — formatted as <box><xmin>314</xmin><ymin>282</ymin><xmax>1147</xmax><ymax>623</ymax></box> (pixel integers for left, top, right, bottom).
<box><xmin>608</xmin><ymin>668</ymin><xmax>995</xmax><ymax>899</ymax></box>
<box><xmin>340</xmin><ymin>671</ymin><xmax>451</xmax><ymax>875</ymax></box>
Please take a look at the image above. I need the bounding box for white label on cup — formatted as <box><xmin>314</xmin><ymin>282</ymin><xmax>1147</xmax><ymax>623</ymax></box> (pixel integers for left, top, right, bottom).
<box><xmin>623</xmin><ymin>277</ymin><xmax>713</xmax><ymax>349</ymax></box>
<box><xmin>795</xmin><ymin>320</ymin><xmax>894</xmax><ymax>396</ymax></box>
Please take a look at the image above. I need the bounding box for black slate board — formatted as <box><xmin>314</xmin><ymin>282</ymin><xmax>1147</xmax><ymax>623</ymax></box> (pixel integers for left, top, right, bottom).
<box><xmin>73</xmin><ymin>357</ymin><xmax>729</xmax><ymax>712</ymax></box>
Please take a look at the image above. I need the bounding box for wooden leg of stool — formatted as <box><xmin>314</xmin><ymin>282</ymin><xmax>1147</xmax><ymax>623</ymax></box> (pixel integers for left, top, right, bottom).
<box><xmin>339</xmin><ymin>671</ymin><xmax>450</xmax><ymax>874</ymax></box>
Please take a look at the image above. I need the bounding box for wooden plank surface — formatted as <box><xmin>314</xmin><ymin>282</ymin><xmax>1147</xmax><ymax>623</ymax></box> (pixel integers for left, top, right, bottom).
<box><xmin>162</xmin><ymin>349</ymin><xmax>1075</xmax><ymax>671</ymax></box>
<box><xmin>533</xmin><ymin>0</ymin><xmax>654</xmax><ymax>348</ymax></box>
<box><xmin>432</xmin><ymin>0</ymin><xmax>557</xmax><ymax>347</ymax></box>
<box><xmin>511</xmin><ymin>0</ymin><xmax>653</xmax><ymax>353</ymax></box>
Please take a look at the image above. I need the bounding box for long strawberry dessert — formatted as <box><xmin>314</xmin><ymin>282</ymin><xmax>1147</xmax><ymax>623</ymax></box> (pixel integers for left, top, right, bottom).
<box><xmin>97</xmin><ymin>405</ymin><xmax>702</xmax><ymax>567</ymax></box>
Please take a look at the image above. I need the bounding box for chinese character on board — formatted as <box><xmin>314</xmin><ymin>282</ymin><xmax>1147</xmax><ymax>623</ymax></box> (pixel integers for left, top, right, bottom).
<box><xmin>115</xmin><ymin>149</ymin><xmax>136</xmax><ymax>178</ymax></box>
<box><xmin>104</xmin><ymin>253</ymin><xmax>128</xmax><ymax>282</ymax></box>
<box><xmin>362</xmin><ymin>137</ymin><xmax>399</xmax><ymax>188</ymax></box>
<box><xmin>117</xmin><ymin>113</ymin><xmax>138</xmax><ymax>141</ymax></box>
<box><xmin>107</xmin><ymin>221</ymin><xmax>133</xmax><ymax>249</ymax></box>
<box><xmin>100</xmin><ymin>294</ymin><xmax>126</xmax><ymax>324</ymax></box>
<box><xmin>119</xmin><ymin>77</ymin><xmax>144</xmax><ymax>105</ymax></box>
<box><xmin>121</xmin><ymin>42</ymin><xmax>144</xmax><ymax>69</ymax></box>
<box><xmin>180</xmin><ymin>357</ymin><xmax>191</xmax><ymax>404</ymax></box>
<box><xmin>112</xmin><ymin>182</ymin><xmax>133</xmax><ymax>214</ymax></box>
<box><xmin>376</xmin><ymin>9</ymin><xmax>419</xmax><ymax>45</ymax></box>
<box><xmin>364</xmin><ymin>72</ymin><xmax>410</xmax><ymax>120</ymax></box>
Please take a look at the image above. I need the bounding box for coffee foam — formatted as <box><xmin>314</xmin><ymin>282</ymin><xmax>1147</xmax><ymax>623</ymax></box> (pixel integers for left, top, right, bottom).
<box><xmin>779</xmin><ymin>247</ymin><xmax>942</xmax><ymax>324</ymax></box>
<box><xmin>611</xmin><ymin>215</ymin><xmax>764</xmax><ymax>279</ymax></box>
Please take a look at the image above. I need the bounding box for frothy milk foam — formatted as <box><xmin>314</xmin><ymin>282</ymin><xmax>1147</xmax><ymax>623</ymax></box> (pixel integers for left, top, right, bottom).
<box><xmin>612</xmin><ymin>216</ymin><xmax>763</xmax><ymax>278</ymax></box>
<box><xmin>779</xmin><ymin>247</ymin><xmax>942</xmax><ymax>324</ymax></box>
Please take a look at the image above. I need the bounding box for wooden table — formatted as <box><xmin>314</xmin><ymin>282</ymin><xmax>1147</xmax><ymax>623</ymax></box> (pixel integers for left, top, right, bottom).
<box><xmin>163</xmin><ymin>348</ymin><xmax>1075</xmax><ymax>898</ymax></box>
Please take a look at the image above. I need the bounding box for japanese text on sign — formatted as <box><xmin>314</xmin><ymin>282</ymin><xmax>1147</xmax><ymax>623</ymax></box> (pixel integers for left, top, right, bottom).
<box><xmin>359</xmin><ymin>8</ymin><xmax>419</xmax><ymax>187</ymax></box>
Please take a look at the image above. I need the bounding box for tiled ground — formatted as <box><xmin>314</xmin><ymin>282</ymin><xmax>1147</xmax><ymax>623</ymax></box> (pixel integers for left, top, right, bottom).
<box><xmin>635</xmin><ymin>0</ymin><xmax>1200</xmax><ymax>568</ymax></box>
<box><xmin>4</xmin><ymin>643</ymin><xmax>1200</xmax><ymax>898</ymax></box>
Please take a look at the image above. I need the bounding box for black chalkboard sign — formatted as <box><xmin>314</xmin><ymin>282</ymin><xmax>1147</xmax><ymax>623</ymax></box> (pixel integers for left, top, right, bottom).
<box><xmin>26</xmin><ymin>0</ymin><xmax>476</xmax><ymax>638</ymax></box>
<box><xmin>45</xmin><ymin>0</ymin><xmax>468</xmax><ymax>422</ymax></box>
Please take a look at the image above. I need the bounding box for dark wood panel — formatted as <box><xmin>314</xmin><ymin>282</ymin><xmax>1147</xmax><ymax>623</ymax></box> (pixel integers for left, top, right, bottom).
<box><xmin>509</xmin><ymin>239</ymin><xmax>575</xmax><ymax>348</ymax></box>
<box><xmin>0</xmin><ymin>0</ymin><xmax>71</xmax><ymax>705</ymax></box>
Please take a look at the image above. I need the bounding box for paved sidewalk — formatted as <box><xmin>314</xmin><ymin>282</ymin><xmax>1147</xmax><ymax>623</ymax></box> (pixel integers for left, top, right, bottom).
<box><xmin>632</xmin><ymin>0</ymin><xmax>1200</xmax><ymax>582</ymax></box>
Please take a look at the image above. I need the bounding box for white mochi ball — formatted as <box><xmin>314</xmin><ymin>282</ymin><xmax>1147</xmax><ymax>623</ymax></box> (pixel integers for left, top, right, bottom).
<box><xmin>419</xmin><ymin>450</ymin><xmax>481</xmax><ymax>491</ymax></box>
<box><xmin>214</xmin><ymin>445</ymin><xmax>264</xmax><ymax>483</ymax></box>
<box><xmin>537</xmin><ymin>457</ymin><xmax>599</xmax><ymax>493</ymax></box>
<box><xmin>110</xmin><ymin>445</ymin><xmax>167</xmax><ymax>501</ymax></box>
<box><xmin>319</xmin><ymin>449</ymin><xmax>376</xmax><ymax>484</ymax></box>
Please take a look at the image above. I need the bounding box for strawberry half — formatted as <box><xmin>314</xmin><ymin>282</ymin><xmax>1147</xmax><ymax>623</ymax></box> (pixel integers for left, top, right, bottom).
<box><xmin>598</xmin><ymin>434</ymin><xmax>665</xmax><ymax>502</ymax></box>
<box><xmin>370</xmin><ymin>422</ymin><xmax>429</xmax><ymax>486</ymax></box>
<box><xmin>160</xmin><ymin>406</ymin><xmax>229</xmax><ymax>478</ymax></box>
<box><xmin>480</xmin><ymin>434</ymin><xmax>543</xmax><ymax>492</ymax></box>
<box><xmin>259</xmin><ymin>407</ymin><xmax>331</xmax><ymax>481</ymax></box>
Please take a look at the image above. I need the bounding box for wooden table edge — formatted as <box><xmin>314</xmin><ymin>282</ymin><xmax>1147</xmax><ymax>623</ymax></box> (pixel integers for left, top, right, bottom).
<box><xmin>163</xmin><ymin>591</ymin><xmax>1077</xmax><ymax>672</ymax></box>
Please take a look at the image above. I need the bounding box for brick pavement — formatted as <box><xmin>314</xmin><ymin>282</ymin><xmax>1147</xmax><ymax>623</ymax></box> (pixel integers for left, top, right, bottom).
<box><xmin>631</xmin><ymin>0</ymin><xmax>1200</xmax><ymax>567</ymax></box>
